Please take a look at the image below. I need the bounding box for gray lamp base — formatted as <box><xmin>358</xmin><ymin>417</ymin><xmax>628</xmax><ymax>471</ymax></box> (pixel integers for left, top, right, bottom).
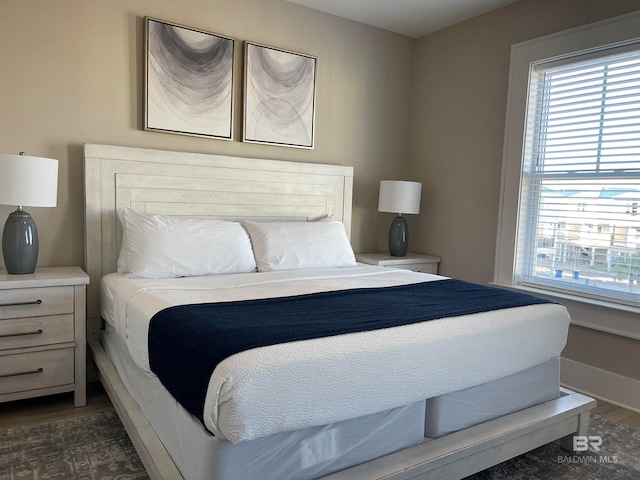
<box><xmin>2</xmin><ymin>208</ymin><xmax>39</xmax><ymax>274</ymax></box>
<box><xmin>388</xmin><ymin>215</ymin><xmax>408</xmax><ymax>257</ymax></box>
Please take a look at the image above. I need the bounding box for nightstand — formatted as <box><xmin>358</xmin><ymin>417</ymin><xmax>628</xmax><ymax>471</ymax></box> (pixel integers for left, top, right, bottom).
<box><xmin>0</xmin><ymin>266</ymin><xmax>89</xmax><ymax>407</ymax></box>
<box><xmin>356</xmin><ymin>252</ymin><xmax>441</xmax><ymax>274</ymax></box>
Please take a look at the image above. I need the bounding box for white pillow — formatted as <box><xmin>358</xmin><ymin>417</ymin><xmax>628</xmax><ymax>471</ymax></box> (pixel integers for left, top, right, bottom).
<box><xmin>116</xmin><ymin>209</ymin><xmax>131</xmax><ymax>273</ymax></box>
<box><xmin>243</xmin><ymin>220</ymin><xmax>356</xmax><ymax>272</ymax></box>
<box><xmin>120</xmin><ymin>208</ymin><xmax>256</xmax><ymax>278</ymax></box>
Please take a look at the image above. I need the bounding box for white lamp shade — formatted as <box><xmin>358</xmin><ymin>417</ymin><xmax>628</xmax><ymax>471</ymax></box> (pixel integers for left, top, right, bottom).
<box><xmin>0</xmin><ymin>153</ymin><xmax>58</xmax><ymax>207</ymax></box>
<box><xmin>378</xmin><ymin>180</ymin><xmax>421</xmax><ymax>215</ymax></box>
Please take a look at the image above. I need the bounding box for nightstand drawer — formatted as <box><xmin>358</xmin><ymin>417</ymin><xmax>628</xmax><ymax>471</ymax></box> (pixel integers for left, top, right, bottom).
<box><xmin>356</xmin><ymin>253</ymin><xmax>440</xmax><ymax>275</ymax></box>
<box><xmin>0</xmin><ymin>314</ymin><xmax>74</xmax><ymax>350</ymax></box>
<box><xmin>400</xmin><ymin>263</ymin><xmax>438</xmax><ymax>274</ymax></box>
<box><xmin>0</xmin><ymin>348</ymin><xmax>74</xmax><ymax>395</ymax></box>
<box><xmin>0</xmin><ymin>286</ymin><xmax>74</xmax><ymax>320</ymax></box>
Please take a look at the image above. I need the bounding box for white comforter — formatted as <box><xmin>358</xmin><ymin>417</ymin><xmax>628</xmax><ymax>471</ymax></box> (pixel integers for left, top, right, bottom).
<box><xmin>101</xmin><ymin>265</ymin><xmax>570</xmax><ymax>444</ymax></box>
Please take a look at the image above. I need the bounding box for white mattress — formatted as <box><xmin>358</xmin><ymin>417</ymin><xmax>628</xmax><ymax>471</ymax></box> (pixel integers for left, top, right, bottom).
<box><xmin>100</xmin><ymin>265</ymin><xmax>571</xmax><ymax>444</ymax></box>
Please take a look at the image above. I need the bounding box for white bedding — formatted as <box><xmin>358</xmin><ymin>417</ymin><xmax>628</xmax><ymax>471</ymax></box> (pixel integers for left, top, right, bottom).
<box><xmin>101</xmin><ymin>265</ymin><xmax>570</xmax><ymax>444</ymax></box>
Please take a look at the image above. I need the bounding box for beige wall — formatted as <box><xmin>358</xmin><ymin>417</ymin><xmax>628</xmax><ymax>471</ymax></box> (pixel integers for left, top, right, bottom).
<box><xmin>563</xmin><ymin>325</ymin><xmax>639</xmax><ymax>380</ymax></box>
<box><xmin>410</xmin><ymin>0</ymin><xmax>640</xmax><ymax>382</ymax></box>
<box><xmin>0</xmin><ymin>0</ymin><xmax>414</xmax><ymax>267</ymax></box>
<box><xmin>410</xmin><ymin>0</ymin><xmax>640</xmax><ymax>282</ymax></box>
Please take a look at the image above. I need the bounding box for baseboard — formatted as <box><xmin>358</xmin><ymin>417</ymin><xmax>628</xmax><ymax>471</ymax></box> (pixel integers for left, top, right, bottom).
<box><xmin>560</xmin><ymin>357</ymin><xmax>640</xmax><ymax>414</ymax></box>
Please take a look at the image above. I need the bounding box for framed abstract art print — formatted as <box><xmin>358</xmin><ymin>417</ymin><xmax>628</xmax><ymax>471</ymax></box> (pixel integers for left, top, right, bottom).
<box><xmin>145</xmin><ymin>18</ymin><xmax>235</xmax><ymax>140</ymax></box>
<box><xmin>243</xmin><ymin>42</ymin><xmax>317</xmax><ymax>149</ymax></box>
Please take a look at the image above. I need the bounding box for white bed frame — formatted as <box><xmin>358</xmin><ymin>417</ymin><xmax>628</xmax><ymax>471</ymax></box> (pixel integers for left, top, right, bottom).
<box><xmin>84</xmin><ymin>143</ymin><xmax>595</xmax><ymax>480</ymax></box>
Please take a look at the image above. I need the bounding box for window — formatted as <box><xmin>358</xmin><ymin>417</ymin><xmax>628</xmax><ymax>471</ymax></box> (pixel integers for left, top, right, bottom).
<box><xmin>519</xmin><ymin>48</ymin><xmax>640</xmax><ymax>306</ymax></box>
<box><xmin>495</xmin><ymin>12</ymin><xmax>640</xmax><ymax>316</ymax></box>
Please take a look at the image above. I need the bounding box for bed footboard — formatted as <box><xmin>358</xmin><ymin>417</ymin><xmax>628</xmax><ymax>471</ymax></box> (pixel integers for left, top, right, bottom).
<box><xmin>89</xmin><ymin>338</ymin><xmax>182</xmax><ymax>480</ymax></box>
<box><xmin>320</xmin><ymin>388</ymin><xmax>595</xmax><ymax>480</ymax></box>
<box><xmin>90</xmin><ymin>336</ymin><xmax>595</xmax><ymax>480</ymax></box>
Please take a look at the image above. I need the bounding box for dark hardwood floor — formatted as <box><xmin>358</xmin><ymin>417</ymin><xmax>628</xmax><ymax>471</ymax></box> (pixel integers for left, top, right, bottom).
<box><xmin>592</xmin><ymin>398</ymin><xmax>640</xmax><ymax>429</ymax></box>
<box><xmin>0</xmin><ymin>382</ymin><xmax>112</xmax><ymax>429</ymax></box>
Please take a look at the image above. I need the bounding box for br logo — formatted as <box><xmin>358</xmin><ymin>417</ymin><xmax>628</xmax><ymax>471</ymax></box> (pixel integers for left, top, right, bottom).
<box><xmin>573</xmin><ymin>435</ymin><xmax>603</xmax><ymax>452</ymax></box>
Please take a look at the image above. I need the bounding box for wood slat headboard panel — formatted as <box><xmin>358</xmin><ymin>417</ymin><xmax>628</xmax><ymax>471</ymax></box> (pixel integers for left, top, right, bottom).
<box><xmin>84</xmin><ymin>143</ymin><xmax>354</xmax><ymax>337</ymax></box>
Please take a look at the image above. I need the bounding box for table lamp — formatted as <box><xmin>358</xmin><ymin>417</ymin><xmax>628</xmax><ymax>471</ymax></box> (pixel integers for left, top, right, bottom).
<box><xmin>378</xmin><ymin>180</ymin><xmax>421</xmax><ymax>257</ymax></box>
<box><xmin>0</xmin><ymin>152</ymin><xmax>59</xmax><ymax>274</ymax></box>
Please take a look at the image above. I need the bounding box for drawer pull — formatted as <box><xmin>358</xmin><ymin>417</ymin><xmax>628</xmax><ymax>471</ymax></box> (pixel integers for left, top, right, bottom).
<box><xmin>0</xmin><ymin>367</ymin><xmax>43</xmax><ymax>379</ymax></box>
<box><xmin>0</xmin><ymin>329</ymin><xmax>43</xmax><ymax>339</ymax></box>
<box><xmin>0</xmin><ymin>299</ymin><xmax>43</xmax><ymax>308</ymax></box>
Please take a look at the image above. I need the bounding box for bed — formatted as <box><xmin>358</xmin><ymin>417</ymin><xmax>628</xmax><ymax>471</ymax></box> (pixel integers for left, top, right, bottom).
<box><xmin>83</xmin><ymin>143</ymin><xmax>596</xmax><ymax>480</ymax></box>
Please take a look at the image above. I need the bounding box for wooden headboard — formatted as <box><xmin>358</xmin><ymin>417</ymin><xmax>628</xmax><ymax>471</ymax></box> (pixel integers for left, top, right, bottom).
<box><xmin>83</xmin><ymin>143</ymin><xmax>354</xmax><ymax>337</ymax></box>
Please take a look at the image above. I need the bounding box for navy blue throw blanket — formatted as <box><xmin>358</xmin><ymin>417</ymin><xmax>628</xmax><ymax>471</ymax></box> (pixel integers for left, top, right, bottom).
<box><xmin>148</xmin><ymin>279</ymin><xmax>552</xmax><ymax>425</ymax></box>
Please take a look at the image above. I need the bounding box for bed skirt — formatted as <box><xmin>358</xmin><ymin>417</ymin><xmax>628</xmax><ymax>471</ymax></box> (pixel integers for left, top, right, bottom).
<box><xmin>102</xmin><ymin>325</ymin><xmax>426</xmax><ymax>480</ymax></box>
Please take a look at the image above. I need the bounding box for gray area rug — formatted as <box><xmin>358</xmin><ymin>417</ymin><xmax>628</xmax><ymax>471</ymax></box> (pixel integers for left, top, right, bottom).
<box><xmin>0</xmin><ymin>409</ymin><xmax>638</xmax><ymax>479</ymax></box>
<box><xmin>0</xmin><ymin>409</ymin><xmax>148</xmax><ymax>480</ymax></box>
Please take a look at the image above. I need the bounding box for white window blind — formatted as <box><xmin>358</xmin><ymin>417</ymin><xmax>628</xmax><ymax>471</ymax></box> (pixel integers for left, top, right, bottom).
<box><xmin>520</xmin><ymin>47</ymin><xmax>640</xmax><ymax>306</ymax></box>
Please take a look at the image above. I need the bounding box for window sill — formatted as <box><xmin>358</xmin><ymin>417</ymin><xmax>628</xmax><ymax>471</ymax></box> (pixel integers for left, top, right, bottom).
<box><xmin>490</xmin><ymin>282</ymin><xmax>640</xmax><ymax>341</ymax></box>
